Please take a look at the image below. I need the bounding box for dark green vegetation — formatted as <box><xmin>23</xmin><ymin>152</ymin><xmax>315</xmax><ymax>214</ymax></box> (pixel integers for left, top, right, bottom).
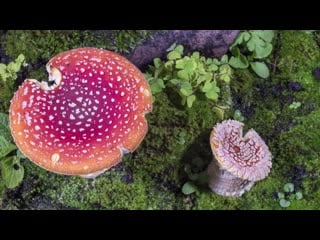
<box><xmin>0</xmin><ymin>30</ymin><xmax>320</xmax><ymax>209</ymax></box>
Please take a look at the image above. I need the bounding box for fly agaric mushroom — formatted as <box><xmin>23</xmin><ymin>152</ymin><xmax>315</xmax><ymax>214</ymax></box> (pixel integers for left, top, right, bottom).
<box><xmin>9</xmin><ymin>47</ymin><xmax>152</xmax><ymax>178</ymax></box>
<box><xmin>208</xmin><ymin>119</ymin><xmax>272</xmax><ymax>197</ymax></box>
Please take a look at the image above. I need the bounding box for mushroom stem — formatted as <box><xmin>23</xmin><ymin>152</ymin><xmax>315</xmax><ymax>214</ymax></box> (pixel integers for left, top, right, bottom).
<box><xmin>207</xmin><ymin>161</ymin><xmax>255</xmax><ymax>197</ymax></box>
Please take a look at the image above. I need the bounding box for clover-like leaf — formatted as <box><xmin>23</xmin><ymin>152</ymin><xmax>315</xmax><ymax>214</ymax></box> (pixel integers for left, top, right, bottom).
<box><xmin>250</xmin><ymin>62</ymin><xmax>270</xmax><ymax>78</ymax></box>
<box><xmin>182</xmin><ymin>181</ymin><xmax>196</xmax><ymax>195</ymax></box>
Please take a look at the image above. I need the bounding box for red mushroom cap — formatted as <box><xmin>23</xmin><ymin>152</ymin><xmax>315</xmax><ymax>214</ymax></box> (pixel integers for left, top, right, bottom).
<box><xmin>9</xmin><ymin>48</ymin><xmax>152</xmax><ymax>176</ymax></box>
<box><xmin>210</xmin><ymin>120</ymin><xmax>272</xmax><ymax>181</ymax></box>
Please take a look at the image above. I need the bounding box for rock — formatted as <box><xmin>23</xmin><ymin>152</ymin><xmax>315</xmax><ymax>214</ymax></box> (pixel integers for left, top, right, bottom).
<box><xmin>125</xmin><ymin>30</ymin><xmax>240</xmax><ymax>70</ymax></box>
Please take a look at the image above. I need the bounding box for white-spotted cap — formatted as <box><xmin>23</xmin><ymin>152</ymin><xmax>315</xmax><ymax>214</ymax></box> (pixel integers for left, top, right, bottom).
<box><xmin>9</xmin><ymin>48</ymin><xmax>152</xmax><ymax>176</ymax></box>
<box><xmin>210</xmin><ymin>120</ymin><xmax>272</xmax><ymax>181</ymax></box>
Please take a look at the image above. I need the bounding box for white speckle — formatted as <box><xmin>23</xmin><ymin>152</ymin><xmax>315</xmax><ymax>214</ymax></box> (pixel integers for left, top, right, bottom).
<box><xmin>96</xmin><ymin>138</ymin><xmax>102</xmax><ymax>142</ymax></box>
<box><xmin>79</xmin><ymin>114</ymin><xmax>85</xmax><ymax>119</ymax></box>
<box><xmin>85</xmin><ymin>123</ymin><xmax>91</xmax><ymax>127</ymax></box>
<box><xmin>30</xmin><ymin>141</ymin><xmax>36</xmax><ymax>146</ymax></box>
<box><xmin>35</xmin><ymin>125</ymin><xmax>40</xmax><ymax>131</ymax></box>
<box><xmin>111</xmin><ymin>98</ymin><xmax>115</xmax><ymax>102</ymax></box>
<box><xmin>115</xmin><ymin>90</ymin><xmax>119</xmax><ymax>94</ymax></box>
<box><xmin>96</xmin><ymin>91</ymin><xmax>100</xmax><ymax>95</ymax></box>
<box><xmin>108</xmin><ymin>120</ymin><xmax>112</xmax><ymax>124</ymax></box>
<box><xmin>23</xmin><ymin>87</ymin><xmax>28</xmax><ymax>96</ymax></box>
<box><xmin>58</xmin><ymin>120</ymin><xmax>63</xmax><ymax>125</ymax></box>
<box><xmin>70</xmin><ymin>114</ymin><xmax>75</xmax><ymax>120</ymax></box>
<box><xmin>76</xmin><ymin>121</ymin><xmax>82</xmax><ymax>126</ymax></box>
<box><xmin>134</xmin><ymin>115</ymin><xmax>138</xmax><ymax>120</ymax></box>
<box><xmin>68</xmin><ymin>102</ymin><xmax>77</xmax><ymax>108</ymax></box>
<box><xmin>79</xmin><ymin>128</ymin><xmax>85</xmax><ymax>132</ymax></box>
<box><xmin>124</xmin><ymin>114</ymin><xmax>128</xmax><ymax>118</ymax></box>
<box><xmin>100</xmin><ymin>71</ymin><xmax>104</xmax><ymax>75</ymax></box>
<box><xmin>98</xmin><ymin>125</ymin><xmax>103</xmax><ymax>129</ymax></box>
<box><xmin>51</xmin><ymin>153</ymin><xmax>60</xmax><ymax>164</ymax></box>
<box><xmin>102</xmin><ymin>95</ymin><xmax>107</xmax><ymax>99</ymax></box>
<box><xmin>49</xmin><ymin>115</ymin><xmax>54</xmax><ymax>121</ymax></box>
<box><xmin>94</xmin><ymin>99</ymin><xmax>99</xmax><ymax>104</ymax></box>
<box><xmin>82</xmin><ymin>149</ymin><xmax>88</xmax><ymax>153</ymax></box>
<box><xmin>117</xmin><ymin>76</ymin><xmax>121</xmax><ymax>81</ymax></box>
<box><xmin>108</xmin><ymin>83</ymin><xmax>113</xmax><ymax>88</ymax></box>
<box><xmin>89</xmin><ymin>73</ymin><xmax>93</xmax><ymax>77</ymax></box>
<box><xmin>113</xmin><ymin>125</ymin><xmax>117</xmax><ymax>129</ymax></box>
<box><xmin>93</xmin><ymin>106</ymin><xmax>98</xmax><ymax>111</ymax></box>
<box><xmin>76</xmin><ymin>97</ymin><xmax>83</xmax><ymax>103</ymax></box>
<box><xmin>71</xmin><ymin>136</ymin><xmax>76</xmax><ymax>140</ymax></box>
<box><xmin>80</xmin><ymin>68</ymin><xmax>85</xmax><ymax>73</ymax></box>
<box><xmin>99</xmin><ymin>118</ymin><xmax>103</xmax><ymax>123</ymax></box>
<box><xmin>22</xmin><ymin>101</ymin><xmax>28</xmax><ymax>109</ymax></box>
<box><xmin>120</xmin><ymin>92</ymin><xmax>125</xmax><ymax>96</ymax></box>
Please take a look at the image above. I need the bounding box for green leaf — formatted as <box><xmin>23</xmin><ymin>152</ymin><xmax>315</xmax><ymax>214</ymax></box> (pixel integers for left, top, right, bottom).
<box><xmin>202</xmin><ymin>81</ymin><xmax>212</xmax><ymax>92</ymax></box>
<box><xmin>243</xmin><ymin>32</ymin><xmax>251</xmax><ymax>42</ymax></box>
<box><xmin>208</xmin><ymin>63</ymin><xmax>218</xmax><ymax>72</ymax></box>
<box><xmin>284</xmin><ymin>183</ymin><xmax>295</xmax><ymax>193</ymax></box>
<box><xmin>167</xmin><ymin>51</ymin><xmax>181</xmax><ymax>60</ymax></box>
<box><xmin>150</xmin><ymin>78</ymin><xmax>165</xmax><ymax>94</ymax></box>
<box><xmin>16</xmin><ymin>149</ymin><xmax>27</xmax><ymax>159</ymax></box>
<box><xmin>233</xmin><ymin>109</ymin><xmax>244</xmax><ymax>122</ymax></box>
<box><xmin>279</xmin><ymin>199</ymin><xmax>291</xmax><ymax>208</ymax></box>
<box><xmin>254</xmin><ymin>30</ymin><xmax>274</xmax><ymax>43</ymax></box>
<box><xmin>277</xmin><ymin>192</ymin><xmax>285</xmax><ymax>199</ymax></box>
<box><xmin>1</xmin><ymin>156</ymin><xmax>24</xmax><ymax>189</ymax></box>
<box><xmin>213</xmin><ymin>106</ymin><xmax>224</xmax><ymax>120</ymax></box>
<box><xmin>250</xmin><ymin>62</ymin><xmax>270</xmax><ymax>78</ymax></box>
<box><xmin>229</xmin><ymin>55</ymin><xmax>249</xmax><ymax>69</ymax></box>
<box><xmin>182</xmin><ymin>181</ymin><xmax>196</xmax><ymax>195</ymax></box>
<box><xmin>191</xmin><ymin>52</ymin><xmax>200</xmax><ymax>60</ymax></box>
<box><xmin>175</xmin><ymin>45</ymin><xmax>184</xmax><ymax>55</ymax></box>
<box><xmin>0</xmin><ymin>136</ymin><xmax>17</xmax><ymax>158</ymax></box>
<box><xmin>177</xmin><ymin>70</ymin><xmax>189</xmax><ymax>80</ymax></box>
<box><xmin>220</xmin><ymin>55</ymin><xmax>228</xmax><ymax>64</ymax></box>
<box><xmin>153</xmin><ymin>58</ymin><xmax>162</xmax><ymax>68</ymax></box>
<box><xmin>231</xmin><ymin>46</ymin><xmax>240</xmax><ymax>57</ymax></box>
<box><xmin>170</xmin><ymin>79</ymin><xmax>182</xmax><ymax>86</ymax></box>
<box><xmin>202</xmin><ymin>81</ymin><xmax>220</xmax><ymax>101</ymax></box>
<box><xmin>180</xmin><ymin>82</ymin><xmax>193</xmax><ymax>96</ymax></box>
<box><xmin>184</xmin><ymin>59</ymin><xmax>197</xmax><ymax>73</ymax></box>
<box><xmin>205</xmin><ymin>89</ymin><xmax>219</xmax><ymax>101</ymax></box>
<box><xmin>295</xmin><ymin>192</ymin><xmax>303</xmax><ymax>200</ymax></box>
<box><xmin>175</xmin><ymin>59</ymin><xmax>186</xmax><ymax>69</ymax></box>
<box><xmin>166</xmin><ymin>42</ymin><xmax>177</xmax><ymax>52</ymax></box>
<box><xmin>254</xmin><ymin>43</ymin><xmax>273</xmax><ymax>59</ymax></box>
<box><xmin>186</xmin><ymin>95</ymin><xmax>196</xmax><ymax>108</ymax></box>
<box><xmin>0</xmin><ymin>113</ymin><xmax>13</xmax><ymax>142</ymax></box>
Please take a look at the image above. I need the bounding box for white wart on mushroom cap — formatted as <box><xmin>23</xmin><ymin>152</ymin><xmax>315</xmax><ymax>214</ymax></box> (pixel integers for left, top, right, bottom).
<box><xmin>9</xmin><ymin>47</ymin><xmax>152</xmax><ymax>176</ymax></box>
<box><xmin>210</xmin><ymin>120</ymin><xmax>272</xmax><ymax>181</ymax></box>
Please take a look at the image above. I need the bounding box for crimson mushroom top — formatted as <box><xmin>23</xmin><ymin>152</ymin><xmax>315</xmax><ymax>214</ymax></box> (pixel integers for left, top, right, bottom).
<box><xmin>9</xmin><ymin>47</ymin><xmax>152</xmax><ymax>177</ymax></box>
<box><xmin>210</xmin><ymin>120</ymin><xmax>272</xmax><ymax>181</ymax></box>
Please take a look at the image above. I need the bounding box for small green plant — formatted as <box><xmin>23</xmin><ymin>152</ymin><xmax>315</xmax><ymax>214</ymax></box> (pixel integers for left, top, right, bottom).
<box><xmin>0</xmin><ymin>54</ymin><xmax>26</xmax><ymax>112</ymax></box>
<box><xmin>229</xmin><ymin>30</ymin><xmax>274</xmax><ymax>78</ymax></box>
<box><xmin>277</xmin><ymin>182</ymin><xmax>303</xmax><ymax>208</ymax></box>
<box><xmin>145</xmin><ymin>44</ymin><xmax>233</xmax><ymax>108</ymax></box>
<box><xmin>0</xmin><ymin>113</ymin><xmax>25</xmax><ymax>189</ymax></box>
<box><xmin>233</xmin><ymin>109</ymin><xmax>245</xmax><ymax>122</ymax></box>
<box><xmin>289</xmin><ymin>101</ymin><xmax>301</xmax><ymax>110</ymax></box>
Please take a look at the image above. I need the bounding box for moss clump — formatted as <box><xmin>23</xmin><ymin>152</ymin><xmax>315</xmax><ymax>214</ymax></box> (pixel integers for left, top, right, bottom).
<box><xmin>4</xmin><ymin>30</ymin><xmax>153</xmax><ymax>65</ymax></box>
<box><xmin>278</xmin><ymin>30</ymin><xmax>320</xmax><ymax>77</ymax></box>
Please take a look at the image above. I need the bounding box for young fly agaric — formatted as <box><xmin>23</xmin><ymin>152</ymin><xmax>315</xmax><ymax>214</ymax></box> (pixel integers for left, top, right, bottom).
<box><xmin>208</xmin><ymin>119</ymin><xmax>272</xmax><ymax>197</ymax></box>
<box><xmin>9</xmin><ymin>47</ymin><xmax>152</xmax><ymax>178</ymax></box>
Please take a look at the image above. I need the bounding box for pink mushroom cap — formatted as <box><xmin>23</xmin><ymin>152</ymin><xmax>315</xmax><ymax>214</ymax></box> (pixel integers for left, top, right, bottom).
<box><xmin>210</xmin><ymin>120</ymin><xmax>272</xmax><ymax>181</ymax></box>
<box><xmin>9</xmin><ymin>47</ymin><xmax>152</xmax><ymax>176</ymax></box>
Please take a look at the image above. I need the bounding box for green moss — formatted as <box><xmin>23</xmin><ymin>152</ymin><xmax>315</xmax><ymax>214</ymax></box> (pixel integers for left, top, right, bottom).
<box><xmin>4</xmin><ymin>30</ymin><xmax>153</xmax><ymax>65</ymax></box>
<box><xmin>278</xmin><ymin>30</ymin><xmax>320</xmax><ymax>77</ymax></box>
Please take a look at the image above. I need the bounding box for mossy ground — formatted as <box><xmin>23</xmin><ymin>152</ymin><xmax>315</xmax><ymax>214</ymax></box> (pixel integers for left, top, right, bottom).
<box><xmin>1</xmin><ymin>30</ymin><xmax>320</xmax><ymax>209</ymax></box>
